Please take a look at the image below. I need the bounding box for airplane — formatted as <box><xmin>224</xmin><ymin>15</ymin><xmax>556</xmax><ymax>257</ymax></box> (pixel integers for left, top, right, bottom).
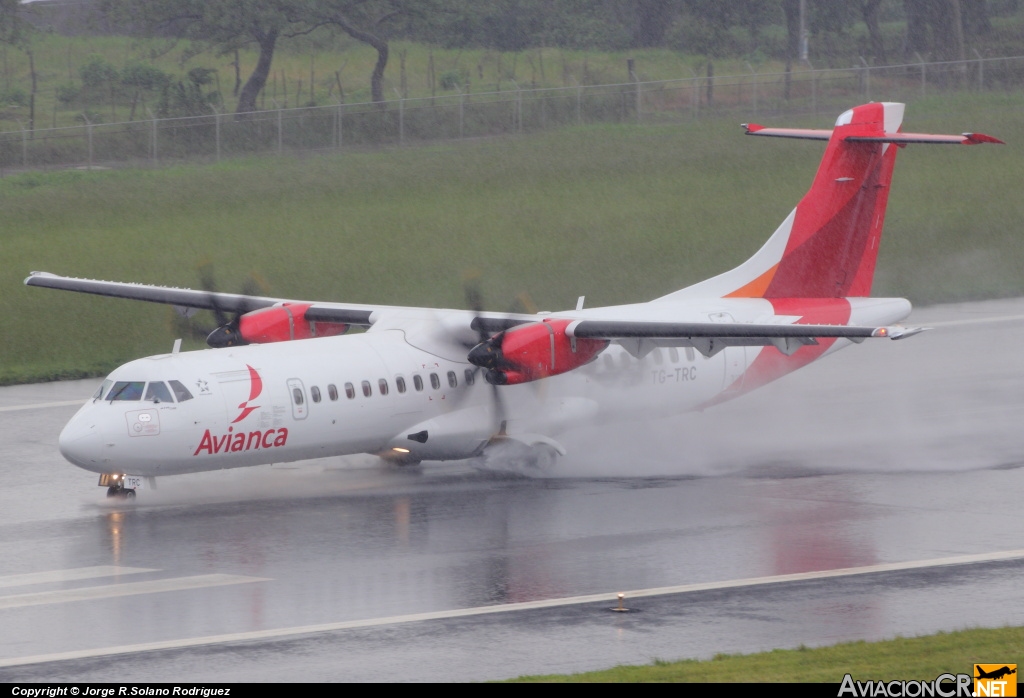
<box><xmin>25</xmin><ymin>102</ymin><xmax>1002</xmax><ymax>498</ymax></box>
<box><xmin>975</xmin><ymin>666</ymin><xmax>1017</xmax><ymax>681</ymax></box>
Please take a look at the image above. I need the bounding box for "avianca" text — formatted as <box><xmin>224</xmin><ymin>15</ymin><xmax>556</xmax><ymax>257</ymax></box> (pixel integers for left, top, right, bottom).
<box><xmin>193</xmin><ymin>427</ymin><xmax>289</xmax><ymax>456</ymax></box>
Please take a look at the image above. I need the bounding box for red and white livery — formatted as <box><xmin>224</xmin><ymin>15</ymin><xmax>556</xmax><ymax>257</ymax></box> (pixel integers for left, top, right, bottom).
<box><xmin>26</xmin><ymin>102</ymin><xmax>1002</xmax><ymax>497</ymax></box>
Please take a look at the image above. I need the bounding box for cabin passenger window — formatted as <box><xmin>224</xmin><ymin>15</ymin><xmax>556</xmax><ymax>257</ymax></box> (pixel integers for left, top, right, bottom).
<box><xmin>345</xmin><ymin>382</ymin><xmax>355</xmax><ymax>399</ymax></box>
<box><xmin>464</xmin><ymin>369</ymin><xmax>475</xmax><ymax>386</ymax></box>
<box><xmin>396</xmin><ymin>376</ymin><xmax>406</xmax><ymax>393</ymax></box>
<box><xmin>685</xmin><ymin>347</ymin><xmax>696</xmax><ymax>362</ymax></box>
<box><xmin>603</xmin><ymin>354</ymin><xmax>614</xmax><ymax>369</ymax></box>
<box><xmin>447</xmin><ymin>371</ymin><xmax>457</xmax><ymax>388</ymax></box>
<box><xmin>169</xmin><ymin>380</ymin><xmax>193</xmax><ymax>402</ymax></box>
<box><xmin>145</xmin><ymin>381</ymin><xmax>174</xmax><ymax>403</ymax></box>
<box><xmin>311</xmin><ymin>386</ymin><xmax>321</xmax><ymax>403</ymax></box>
<box><xmin>328</xmin><ymin>384</ymin><xmax>338</xmax><ymax>401</ymax></box>
<box><xmin>108</xmin><ymin>381</ymin><xmax>145</xmax><ymax>401</ymax></box>
<box><xmin>361</xmin><ymin>380</ymin><xmax>372</xmax><ymax>397</ymax></box>
<box><xmin>413</xmin><ymin>375</ymin><xmax>423</xmax><ymax>391</ymax></box>
<box><xmin>430</xmin><ymin>373</ymin><xmax>440</xmax><ymax>390</ymax></box>
<box><xmin>669</xmin><ymin>348</ymin><xmax>679</xmax><ymax>363</ymax></box>
<box><xmin>93</xmin><ymin>379</ymin><xmax>113</xmax><ymax>400</ymax></box>
<box><xmin>292</xmin><ymin>388</ymin><xmax>305</xmax><ymax>405</ymax></box>
<box><xmin>378</xmin><ymin>379</ymin><xmax>389</xmax><ymax>396</ymax></box>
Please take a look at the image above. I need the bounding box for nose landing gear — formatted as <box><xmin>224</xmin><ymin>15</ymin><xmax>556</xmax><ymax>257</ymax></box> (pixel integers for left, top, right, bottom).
<box><xmin>105</xmin><ymin>484</ymin><xmax>136</xmax><ymax>499</ymax></box>
<box><xmin>98</xmin><ymin>473</ymin><xmax>137</xmax><ymax>499</ymax></box>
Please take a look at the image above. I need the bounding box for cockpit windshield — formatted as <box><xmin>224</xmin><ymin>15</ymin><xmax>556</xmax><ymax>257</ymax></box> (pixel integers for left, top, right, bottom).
<box><xmin>106</xmin><ymin>381</ymin><xmax>145</xmax><ymax>401</ymax></box>
<box><xmin>92</xmin><ymin>379</ymin><xmax>112</xmax><ymax>400</ymax></box>
<box><xmin>168</xmin><ymin>380</ymin><xmax>194</xmax><ymax>402</ymax></box>
<box><xmin>99</xmin><ymin>379</ymin><xmax>195</xmax><ymax>402</ymax></box>
<box><xmin>144</xmin><ymin>382</ymin><xmax>173</xmax><ymax>403</ymax></box>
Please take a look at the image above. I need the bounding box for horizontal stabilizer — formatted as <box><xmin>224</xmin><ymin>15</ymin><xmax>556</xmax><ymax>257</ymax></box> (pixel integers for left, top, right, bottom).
<box><xmin>742</xmin><ymin>124</ymin><xmax>831</xmax><ymax>140</ymax></box>
<box><xmin>744</xmin><ymin>123</ymin><xmax>1003</xmax><ymax>146</ymax></box>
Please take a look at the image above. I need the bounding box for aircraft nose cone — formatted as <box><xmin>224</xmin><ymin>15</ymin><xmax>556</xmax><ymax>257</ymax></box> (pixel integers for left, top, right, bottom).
<box><xmin>59</xmin><ymin>419</ymin><xmax>104</xmax><ymax>469</ymax></box>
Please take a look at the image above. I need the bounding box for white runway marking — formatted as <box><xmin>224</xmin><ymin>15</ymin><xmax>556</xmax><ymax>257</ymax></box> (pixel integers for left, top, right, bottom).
<box><xmin>0</xmin><ymin>566</ymin><xmax>156</xmax><ymax>589</ymax></box>
<box><xmin>0</xmin><ymin>400</ymin><xmax>84</xmax><ymax>412</ymax></box>
<box><xmin>2</xmin><ymin>548</ymin><xmax>1022</xmax><ymax>668</ymax></box>
<box><xmin>0</xmin><ymin>574</ymin><xmax>268</xmax><ymax>611</ymax></box>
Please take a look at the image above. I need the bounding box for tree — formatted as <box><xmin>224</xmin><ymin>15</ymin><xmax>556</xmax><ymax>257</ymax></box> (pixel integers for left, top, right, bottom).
<box><xmin>0</xmin><ymin>0</ymin><xmax>40</xmax><ymax>131</ymax></box>
<box><xmin>861</xmin><ymin>0</ymin><xmax>887</xmax><ymax>64</ymax></box>
<box><xmin>904</xmin><ymin>0</ymin><xmax>965</xmax><ymax>61</ymax></box>
<box><xmin>310</xmin><ymin>1</ymin><xmax>441</xmax><ymax>104</ymax></box>
<box><xmin>103</xmin><ymin>0</ymin><xmax>432</xmax><ymax>112</ymax></box>
<box><xmin>101</xmin><ymin>0</ymin><xmax>316</xmax><ymax>115</ymax></box>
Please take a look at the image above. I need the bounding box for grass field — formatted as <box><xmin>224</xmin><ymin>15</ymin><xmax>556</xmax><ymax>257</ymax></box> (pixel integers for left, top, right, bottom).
<box><xmin>2</xmin><ymin>92</ymin><xmax>1022</xmax><ymax>384</ymax></box>
<box><xmin>508</xmin><ymin>626</ymin><xmax>1024</xmax><ymax>682</ymax></box>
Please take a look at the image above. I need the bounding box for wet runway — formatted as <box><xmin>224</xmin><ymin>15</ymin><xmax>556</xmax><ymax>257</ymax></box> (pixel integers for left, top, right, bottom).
<box><xmin>1</xmin><ymin>298</ymin><xmax>1023</xmax><ymax>682</ymax></box>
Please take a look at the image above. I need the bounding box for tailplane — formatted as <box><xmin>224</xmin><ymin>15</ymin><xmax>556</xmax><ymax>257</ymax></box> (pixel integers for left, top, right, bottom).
<box><xmin>663</xmin><ymin>102</ymin><xmax>1002</xmax><ymax>301</ymax></box>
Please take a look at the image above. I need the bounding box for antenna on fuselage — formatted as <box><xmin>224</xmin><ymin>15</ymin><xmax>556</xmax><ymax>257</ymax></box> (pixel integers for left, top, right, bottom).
<box><xmin>172</xmin><ymin>338</ymin><xmax>182</xmax><ymax>354</ymax></box>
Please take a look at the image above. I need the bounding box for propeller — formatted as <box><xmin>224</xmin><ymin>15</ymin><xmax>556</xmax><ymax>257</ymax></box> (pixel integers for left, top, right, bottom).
<box><xmin>461</xmin><ymin>270</ymin><xmax>510</xmax><ymax>435</ymax></box>
<box><xmin>170</xmin><ymin>261</ymin><xmax>269</xmax><ymax>348</ymax></box>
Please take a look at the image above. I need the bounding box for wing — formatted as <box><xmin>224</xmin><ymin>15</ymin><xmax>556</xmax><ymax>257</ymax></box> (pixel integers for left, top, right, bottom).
<box><xmin>24</xmin><ymin>271</ymin><xmax>376</xmax><ymax>325</ymax></box>
<box><xmin>24</xmin><ymin>271</ymin><xmax>540</xmax><ymax>349</ymax></box>
<box><xmin>565</xmin><ymin>318</ymin><xmax>921</xmax><ymax>358</ymax></box>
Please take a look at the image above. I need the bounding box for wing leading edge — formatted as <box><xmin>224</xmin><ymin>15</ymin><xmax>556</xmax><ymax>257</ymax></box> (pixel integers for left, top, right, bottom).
<box><xmin>25</xmin><ymin>271</ymin><xmax>375</xmax><ymax>326</ymax></box>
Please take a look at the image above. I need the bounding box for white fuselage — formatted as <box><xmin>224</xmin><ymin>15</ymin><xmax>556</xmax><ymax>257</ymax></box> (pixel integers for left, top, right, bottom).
<box><xmin>57</xmin><ymin>296</ymin><xmax>911</xmax><ymax>477</ymax></box>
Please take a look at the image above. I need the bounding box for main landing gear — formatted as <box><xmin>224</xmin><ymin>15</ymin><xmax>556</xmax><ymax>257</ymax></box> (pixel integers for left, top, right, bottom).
<box><xmin>98</xmin><ymin>473</ymin><xmax>136</xmax><ymax>499</ymax></box>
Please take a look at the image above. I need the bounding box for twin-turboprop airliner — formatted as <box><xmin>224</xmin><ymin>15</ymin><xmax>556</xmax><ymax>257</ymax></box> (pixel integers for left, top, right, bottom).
<box><xmin>26</xmin><ymin>102</ymin><xmax>1001</xmax><ymax>498</ymax></box>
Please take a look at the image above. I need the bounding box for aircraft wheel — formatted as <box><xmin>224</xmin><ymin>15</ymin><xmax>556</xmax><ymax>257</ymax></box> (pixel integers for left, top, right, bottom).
<box><xmin>124</xmin><ymin>489</ymin><xmax>136</xmax><ymax>500</ymax></box>
<box><xmin>106</xmin><ymin>486</ymin><xmax>120</xmax><ymax>498</ymax></box>
<box><xmin>527</xmin><ymin>444</ymin><xmax>560</xmax><ymax>474</ymax></box>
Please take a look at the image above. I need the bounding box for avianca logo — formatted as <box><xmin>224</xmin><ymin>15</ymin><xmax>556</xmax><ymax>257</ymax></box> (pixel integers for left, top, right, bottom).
<box><xmin>232</xmin><ymin>364</ymin><xmax>263</xmax><ymax>423</ymax></box>
<box><xmin>193</xmin><ymin>425</ymin><xmax>289</xmax><ymax>456</ymax></box>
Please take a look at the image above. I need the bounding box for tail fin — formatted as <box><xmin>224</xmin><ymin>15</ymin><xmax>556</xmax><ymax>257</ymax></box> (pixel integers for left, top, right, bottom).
<box><xmin>663</xmin><ymin>102</ymin><xmax>1001</xmax><ymax>301</ymax></box>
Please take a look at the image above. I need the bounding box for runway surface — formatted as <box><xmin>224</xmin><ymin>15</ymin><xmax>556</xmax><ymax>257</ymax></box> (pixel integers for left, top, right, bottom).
<box><xmin>1</xmin><ymin>298</ymin><xmax>1023</xmax><ymax>682</ymax></box>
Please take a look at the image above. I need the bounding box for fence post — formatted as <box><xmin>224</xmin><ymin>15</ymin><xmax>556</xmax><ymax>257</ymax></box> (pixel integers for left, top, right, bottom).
<box><xmin>18</xmin><ymin>120</ymin><xmax>26</xmax><ymax>167</ymax></box>
<box><xmin>688</xmin><ymin>68</ymin><xmax>698</xmax><ymax>119</ymax></box>
<box><xmin>394</xmin><ymin>88</ymin><xmax>404</xmax><ymax>145</ymax></box>
<box><xmin>511</xmin><ymin>81</ymin><xmax>522</xmax><ymax>133</ymax></box>
<box><xmin>271</xmin><ymin>99</ymin><xmax>283</xmax><ymax>154</ymax></box>
<box><xmin>973</xmin><ymin>49</ymin><xmax>984</xmax><ymax>90</ymax></box>
<box><xmin>458</xmin><ymin>87</ymin><xmax>465</xmax><ymax>139</ymax></box>
<box><xmin>146</xmin><ymin>107</ymin><xmax>157</xmax><ymax>167</ymax></box>
<box><xmin>915</xmin><ymin>52</ymin><xmax>926</xmax><ymax>97</ymax></box>
<box><xmin>213</xmin><ymin>106</ymin><xmax>221</xmax><ymax>162</ymax></box>
<box><xmin>571</xmin><ymin>77</ymin><xmax>581</xmax><ymax>126</ymax></box>
<box><xmin>706</xmin><ymin>61</ymin><xmax>714</xmax><ymax>107</ymax></box>
<box><xmin>808</xmin><ymin>61</ymin><xmax>816</xmax><ymax>117</ymax></box>
<box><xmin>746</xmin><ymin>62</ymin><xmax>757</xmax><ymax>116</ymax></box>
<box><xmin>860</xmin><ymin>57</ymin><xmax>871</xmax><ymax>100</ymax></box>
<box><xmin>628</xmin><ymin>60</ymin><xmax>640</xmax><ymax>124</ymax></box>
<box><xmin>335</xmin><ymin>98</ymin><xmax>344</xmax><ymax>148</ymax></box>
<box><xmin>82</xmin><ymin>113</ymin><xmax>93</xmax><ymax>170</ymax></box>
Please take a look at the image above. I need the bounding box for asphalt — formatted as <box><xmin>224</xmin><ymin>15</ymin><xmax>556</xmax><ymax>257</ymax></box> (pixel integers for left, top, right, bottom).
<box><xmin>1</xmin><ymin>298</ymin><xmax>1023</xmax><ymax>682</ymax></box>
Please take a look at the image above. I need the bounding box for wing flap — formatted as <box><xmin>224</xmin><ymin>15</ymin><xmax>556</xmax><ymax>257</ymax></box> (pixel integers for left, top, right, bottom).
<box><xmin>566</xmin><ymin>319</ymin><xmax>919</xmax><ymax>358</ymax></box>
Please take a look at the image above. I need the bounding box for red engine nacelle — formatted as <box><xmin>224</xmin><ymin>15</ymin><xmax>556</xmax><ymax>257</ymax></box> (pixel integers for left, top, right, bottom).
<box><xmin>468</xmin><ymin>318</ymin><xmax>607</xmax><ymax>385</ymax></box>
<box><xmin>238</xmin><ymin>303</ymin><xmax>348</xmax><ymax>343</ymax></box>
<box><xmin>207</xmin><ymin>303</ymin><xmax>347</xmax><ymax>346</ymax></box>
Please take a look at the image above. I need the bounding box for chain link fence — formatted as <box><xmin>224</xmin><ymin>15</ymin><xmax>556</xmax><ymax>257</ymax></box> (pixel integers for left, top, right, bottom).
<box><xmin>2</xmin><ymin>55</ymin><xmax>1022</xmax><ymax>172</ymax></box>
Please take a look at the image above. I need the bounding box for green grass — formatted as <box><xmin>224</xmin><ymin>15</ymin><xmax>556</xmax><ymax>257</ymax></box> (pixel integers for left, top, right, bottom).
<box><xmin>509</xmin><ymin>626</ymin><xmax>1024</xmax><ymax>682</ymax></box>
<box><xmin>2</xmin><ymin>92</ymin><xmax>1023</xmax><ymax>384</ymax></box>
